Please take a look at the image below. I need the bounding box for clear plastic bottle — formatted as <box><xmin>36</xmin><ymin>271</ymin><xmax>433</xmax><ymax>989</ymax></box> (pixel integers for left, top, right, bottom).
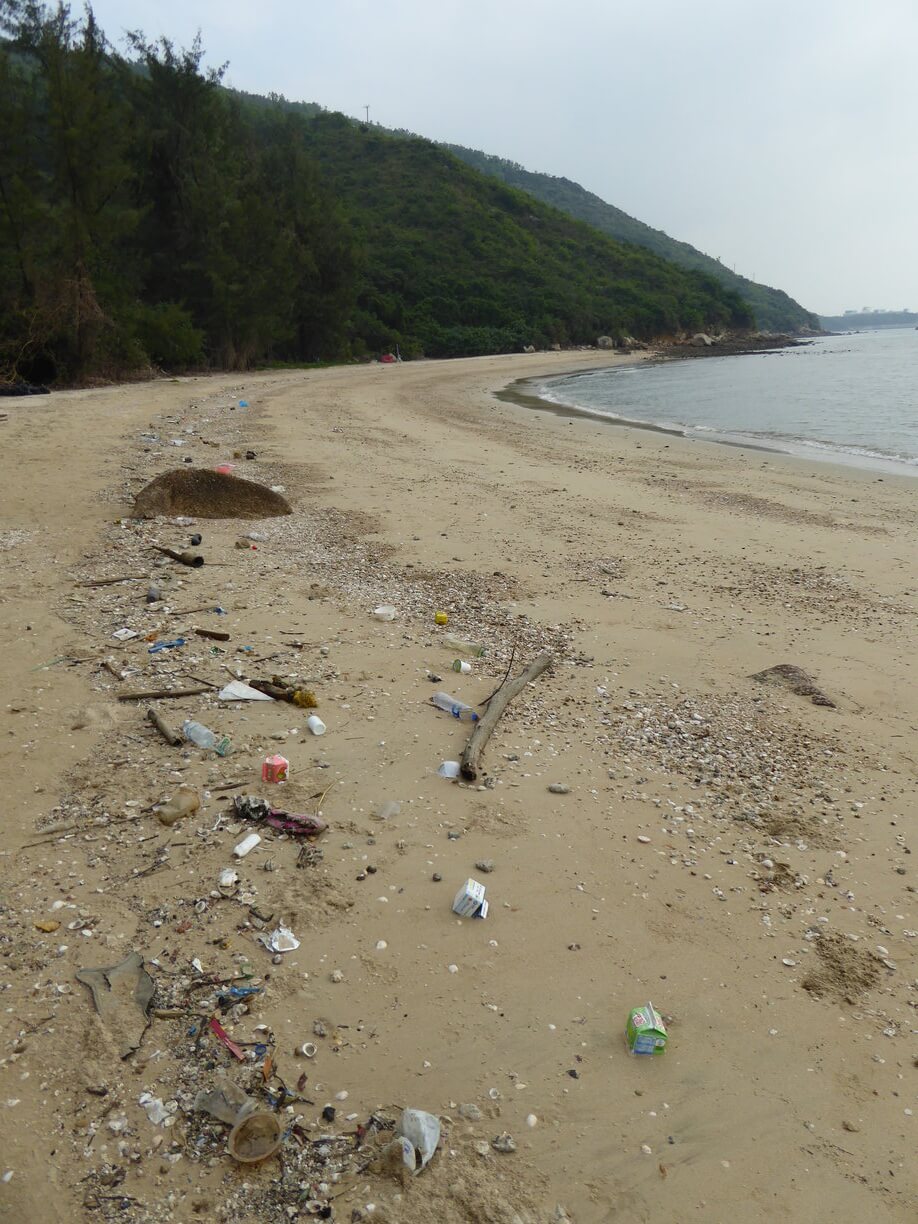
<box><xmin>431</xmin><ymin>692</ymin><xmax>479</xmax><ymax>722</ymax></box>
<box><xmin>443</xmin><ymin>635</ymin><xmax>486</xmax><ymax>658</ymax></box>
<box><xmin>182</xmin><ymin>719</ymin><xmax>231</xmax><ymax>756</ymax></box>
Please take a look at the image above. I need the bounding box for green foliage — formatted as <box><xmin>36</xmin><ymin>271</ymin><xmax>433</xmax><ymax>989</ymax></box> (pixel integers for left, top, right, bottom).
<box><xmin>1</xmin><ymin>5</ymin><xmax>764</xmax><ymax>384</ymax></box>
<box><xmin>443</xmin><ymin>144</ymin><xmax>818</xmax><ymax>334</ymax></box>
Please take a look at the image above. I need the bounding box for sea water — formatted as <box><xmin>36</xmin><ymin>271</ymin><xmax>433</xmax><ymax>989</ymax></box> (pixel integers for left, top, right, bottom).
<box><xmin>524</xmin><ymin>328</ymin><xmax>918</xmax><ymax>476</ymax></box>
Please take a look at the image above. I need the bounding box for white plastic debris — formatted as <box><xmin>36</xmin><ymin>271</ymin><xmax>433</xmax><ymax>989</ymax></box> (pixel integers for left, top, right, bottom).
<box><xmin>372</xmin><ymin>604</ymin><xmax>397</xmax><ymax>621</ymax></box>
<box><xmin>262</xmin><ymin>925</ymin><xmax>300</xmax><ymax>953</ymax></box>
<box><xmin>438</xmin><ymin>760</ymin><xmax>461</xmax><ymax>779</ymax></box>
<box><xmin>218</xmin><ymin>680</ymin><xmax>273</xmax><ymax>701</ymax></box>
<box><xmin>396</xmin><ymin>1108</ymin><xmax>441</xmax><ymax>1173</ymax></box>
<box><xmin>112</xmin><ymin>628</ymin><xmax>139</xmax><ymax>641</ymax></box>
<box><xmin>233</xmin><ymin>832</ymin><xmax>261</xmax><ymax>858</ymax></box>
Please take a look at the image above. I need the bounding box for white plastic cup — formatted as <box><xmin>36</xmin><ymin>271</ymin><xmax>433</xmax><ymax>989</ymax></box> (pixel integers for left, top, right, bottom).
<box><xmin>438</xmin><ymin>760</ymin><xmax>461</xmax><ymax>779</ymax></box>
<box><xmin>306</xmin><ymin>715</ymin><xmax>327</xmax><ymax>736</ymax></box>
<box><xmin>451</xmin><ymin>659</ymin><xmax>471</xmax><ymax>674</ymax></box>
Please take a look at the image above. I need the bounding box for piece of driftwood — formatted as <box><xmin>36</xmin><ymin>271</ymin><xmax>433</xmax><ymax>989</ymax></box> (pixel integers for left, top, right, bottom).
<box><xmin>460</xmin><ymin>652</ymin><xmax>552</xmax><ymax>781</ymax></box>
<box><xmin>146</xmin><ymin>708</ymin><xmax>182</xmax><ymax>745</ymax></box>
<box><xmin>152</xmin><ymin>546</ymin><xmax>204</xmax><ymax>568</ymax></box>
<box><xmin>101</xmin><ymin>659</ymin><xmax>124</xmax><ymax>680</ymax></box>
<box><xmin>77</xmin><ymin>575</ymin><xmax>149</xmax><ymax>587</ymax></box>
<box><xmin>194</xmin><ymin>627</ymin><xmax>230</xmax><ymax>642</ymax></box>
<box><xmin>122</xmin><ymin>687</ymin><xmax>210</xmax><ymax>702</ymax></box>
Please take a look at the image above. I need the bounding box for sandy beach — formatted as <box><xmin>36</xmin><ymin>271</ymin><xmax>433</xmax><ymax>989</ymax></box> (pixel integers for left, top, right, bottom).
<box><xmin>0</xmin><ymin>350</ymin><xmax>916</xmax><ymax>1223</ymax></box>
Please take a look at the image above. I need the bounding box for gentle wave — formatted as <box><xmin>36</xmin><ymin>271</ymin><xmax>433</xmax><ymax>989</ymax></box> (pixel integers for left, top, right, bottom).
<box><xmin>523</xmin><ymin>331</ymin><xmax>918</xmax><ymax>477</ymax></box>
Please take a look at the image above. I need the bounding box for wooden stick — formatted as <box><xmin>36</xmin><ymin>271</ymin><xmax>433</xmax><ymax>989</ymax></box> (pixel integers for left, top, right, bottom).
<box><xmin>77</xmin><ymin>575</ymin><xmax>149</xmax><ymax>587</ymax></box>
<box><xmin>146</xmin><ymin>707</ymin><xmax>183</xmax><ymax>745</ymax></box>
<box><xmin>101</xmin><ymin>659</ymin><xmax>124</xmax><ymax>681</ymax></box>
<box><xmin>152</xmin><ymin>546</ymin><xmax>204</xmax><ymax>568</ymax></box>
<box><xmin>194</xmin><ymin>627</ymin><xmax>230</xmax><ymax>642</ymax></box>
<box><xmin>460</xmin><ymin>652</ymin><xmax>552</xmax><ymax>781</ymax></box>
<box><xmin>121</xmin><ymin>687</ymin><xmax>210</xmax><ymax>702</ymax></box>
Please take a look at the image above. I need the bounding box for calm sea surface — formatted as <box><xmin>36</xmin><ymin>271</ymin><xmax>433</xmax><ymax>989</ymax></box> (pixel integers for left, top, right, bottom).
<box><xmin>525</xmin><ymin>329</ymin><xmax>918</xmax><ymax>476</ymax></box>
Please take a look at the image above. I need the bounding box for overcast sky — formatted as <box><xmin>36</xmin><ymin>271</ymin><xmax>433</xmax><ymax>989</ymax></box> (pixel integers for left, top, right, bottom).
<box><xmin>89</xmin><ymin>0</ymin><xmax>918</xmax><ymax>316</ymax></box>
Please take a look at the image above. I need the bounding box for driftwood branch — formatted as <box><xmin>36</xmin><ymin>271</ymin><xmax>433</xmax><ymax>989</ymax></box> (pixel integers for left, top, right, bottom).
<box><xmin>460</xmin><ymin>652</ymin><xmax>552</xmax><ymax>781</ymax></box>
<box><xmin>194</xmin><ymin>627</ymin><xmax>230</xmax><ymax>642</ymax></box>
<box><xmin>146</xmin><ymin>708</ymin><xmax>183</xmax><ymax>745</ymax></box>
<box><xmin>123</xmin><ymin>687</ymin><xmax>211</xmax><ymax>702</ymax></box>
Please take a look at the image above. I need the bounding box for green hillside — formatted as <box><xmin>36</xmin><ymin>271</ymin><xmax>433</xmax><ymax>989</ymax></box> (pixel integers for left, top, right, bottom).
<box><xmin>241</xmin><ymin>107</ymin><xmax>753</xmax><ymax>360</ymax></box>
<box><xmin>0</xmin><ymin>4</ymin><xmax>752</xmax><ymax>384</ymax></box>
<box><xmin>443</xmin><ymin>145</ymin><xmax>818</xmax><ymax>334</ymax></box>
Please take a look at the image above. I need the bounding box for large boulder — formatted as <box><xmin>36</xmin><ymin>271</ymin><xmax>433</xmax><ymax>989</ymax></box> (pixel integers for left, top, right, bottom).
<box><xmin>132</xmin><ymin>469</ymin><xmax>292</xmax><ymax>520</ymax></box>
<box><xmin>596</xmin><ymin>335</ymin><xmax>615</xmax><ymax>350</ymax></box>
<box><xmin>692</xmin><ymin>333</ymin><xmax>715</xmax><ymax>347</ymax></box>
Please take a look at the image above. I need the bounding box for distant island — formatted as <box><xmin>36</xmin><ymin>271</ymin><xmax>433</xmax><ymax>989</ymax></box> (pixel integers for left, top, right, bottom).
<box><xmin>819</xmin><ymin>308</ymin><xmax>917</xmax><ymax>331</ymax></box>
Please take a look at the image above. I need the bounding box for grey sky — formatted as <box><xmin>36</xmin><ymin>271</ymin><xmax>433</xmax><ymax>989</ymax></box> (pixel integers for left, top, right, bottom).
<box><xmin>89</xmin><ymin>0</ymin><xmax>918</xmax><ymax>315</ymax></box>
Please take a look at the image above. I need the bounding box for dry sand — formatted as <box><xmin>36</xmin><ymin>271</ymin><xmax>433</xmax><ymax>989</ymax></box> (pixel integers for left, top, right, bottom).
<box><xmin>0</xmin><ymin>351</ymin><xmax>916</xmax><ymax>1223</ymax></box>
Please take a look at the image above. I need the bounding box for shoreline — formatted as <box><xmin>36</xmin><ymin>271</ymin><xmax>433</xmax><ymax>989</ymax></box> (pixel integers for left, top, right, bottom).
<box><xmin>503</xmin><ymin>350</ymin><xmax>918</xmax><ymax>481</ymax></box>
<box><xmin>1</xmin><ymin>352</ymin><xmax>916</xmax><ymax>1223</ymax></box>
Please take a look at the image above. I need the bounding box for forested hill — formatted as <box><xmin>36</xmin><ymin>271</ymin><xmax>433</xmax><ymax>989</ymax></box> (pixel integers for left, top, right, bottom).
<box><xmin>249</xmin><ymin>108</ymin><xmax>753</xmax><ymax>360</ymax></box>
<box><xmin>0</xmin><ymin>5</ymin><xmax>752</xmax><ymax>385</ymax></box>
<box><xmin>443</xmin><ymin>145</ymin><xmax>818</xmax><ymax>334</ymax></box>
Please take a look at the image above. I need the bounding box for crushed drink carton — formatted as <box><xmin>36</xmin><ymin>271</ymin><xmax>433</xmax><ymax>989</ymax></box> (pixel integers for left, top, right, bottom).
<box><xmin>261</xmin><ymin>754</ymin><xmax>289</xmax><ymax>783</ymax></box>
<box><xmin>452</xmin><ymin>878</ymin><xmax>488</xmax><ymax>919</ymax></box>
<box><xmin>626</xmin><ymin>1001</ymin><xmax>667</xmax><ymax>1055</ymax></box>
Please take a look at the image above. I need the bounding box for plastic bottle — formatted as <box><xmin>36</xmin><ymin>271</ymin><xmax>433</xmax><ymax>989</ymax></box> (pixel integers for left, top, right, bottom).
<box><xmin>306</xmin><ymin>714</ymin><xmax>326</xmax><ymax>736</ymax></box>
<box><xmin>182</xmin><ymin>719</ymin><xmax>231</xmax><ymax>756</ymax></box>
<box><xmin>431</xmin><ymin>692</ymin><xmax>479</xmax><ymax>722</ymax></box>
<box><xmin>443</xmin><ymin>635</ymin><xmax>486</xmax><ymax>658</ymax></box>
<box><xmin>156</xmin><ymin>784</ymin><xmax>200</xmax><ymax>827</ymax></box>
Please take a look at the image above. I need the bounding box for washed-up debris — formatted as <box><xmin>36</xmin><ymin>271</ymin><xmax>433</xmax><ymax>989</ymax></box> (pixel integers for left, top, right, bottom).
<box><xmin>152</xmin><ymin>545</ymin><xmax>204</xmax><ymax>568</ymax></box>
<box><xmin>195</xmin><ymin>1074</ymin><xmax>257</xmax><ymax>1125</ymax></box>
<box><xmin>432</xmin><ymin>691</ymin><xmax>479</xmax><ymax>722</ymax></box>
<box><xmin>453</xmin><ymin>878</ymin><xmax>488</xmax><ymax>919</ymax></box>
<box><xmin>228</xmin><ymin>1110</ymin><xmax>284</xmax><ymax>1163</ymax></box>
<box><xmin>218</xmin><ymin>868</ymin><xmax>239</xmax><ymax>895</ymax></box>
<box><xmin>132</xmin><ymin>468</ymin><xmax>292</xmax><ymax>519</ymax></box>
<box><xmin>306</xmin><ymin>714</ymin><xmax>326</xmax><ymax>735</ymax></box>
<box><xmin>147</xmin><ymin>707</ymin><xmax>182</xmax><ymax>745</ymax></box>
<box><xmin>262</xmin><ymin>754</ymin><xmax>289</xmax><ymax>782</ymax></box>
<box><xmin>749</xmin><ymin>663</ymin><xmax>836</xmax><ymax>708</ymax></box>
<box><xmin>112</xmin><ymin>627</ymin><xmax>138</xmax><ymax>641</ymax></box>
<box><xmin>233</xmin><ymin>795</ymin><xmax>327</xmax><ymax>837</ymax></box>
<box><xmin>149</xmin><ymin>636</ymin><xmax>186</xmax><ymax>653</ymax></box>
<box><xmin>156</xmin><ymin>784</ymin><xmax>200</xmax><ymax>826</ymax></box>
<box><xmin>218</xmin><ymin>680</ymin><xmax>273</xmax><ymax>701</ymax></box>
<box><xmin>208</xmin><ymin>1017</ymin><xmax>246</xmax><ymax>1061</ymax></box>
<box><xmin>76</xmin><ymin>951</ymin><xmax>154</xmax><ymax>1059</ymax></box>
<box><xmin>460</xmin><ymin>652</ymin><xmax>552</xmax><ymax>780</ymax></box>
<box><xmin>393</xmin><ymin>1108</ymin><xmax>441</xmax><ymax>1174</ymax></box>
<box><xmin>491</xmin><ymin>1132</ymin><xmax>516</xmax><ymax>1154</ymax></box>
<box><xmin>183</xmin><ymin>719</ymin><xmax>231</xmax><ymax>755</ymax></box>
<box><xmin>249</xmin><ymin>678</ymin><xmax>317</xmax><ymax>707</ymax></box>
<box><xmin>262</xmin><ymin>925</ymin><xmax>299</xmax><ymax>954</ymax></box>
<box><xmin>139</xmin><ymin>1093</ymin><xmax>178</xmax><ymax>1126</ymax></box>
<box><xmin>234</xmin><ymin>832</ymin><xmax>261</xmax><ymax>858</ymax></box>
<box><xmin>626</xmin><ymin>1002</ymin><xmax>668</xmax><ymax>1056</ymax></box>
<box><xmin>373</xmin><ymin>604</ymin><xmax>397</xmax><ymax>621</ymax></box>
<box><xmin>438</xmin><ymin>760</ymin><xmax>461</xmax><ymax>779</ymax></box>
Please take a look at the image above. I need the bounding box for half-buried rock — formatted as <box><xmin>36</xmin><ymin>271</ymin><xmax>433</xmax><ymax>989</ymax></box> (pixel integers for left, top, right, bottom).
<box><xmin>132</xmin><ymin>468</ymin><xmax>292</xmax><ymax>520</ymax></box>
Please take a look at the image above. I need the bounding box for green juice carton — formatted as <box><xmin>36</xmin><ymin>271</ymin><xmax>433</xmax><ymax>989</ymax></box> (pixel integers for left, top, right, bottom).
<box><xmin>626</xmin><ymin>1001</ymin><xmax>667</xmax><ymax>1056</ymax></box>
